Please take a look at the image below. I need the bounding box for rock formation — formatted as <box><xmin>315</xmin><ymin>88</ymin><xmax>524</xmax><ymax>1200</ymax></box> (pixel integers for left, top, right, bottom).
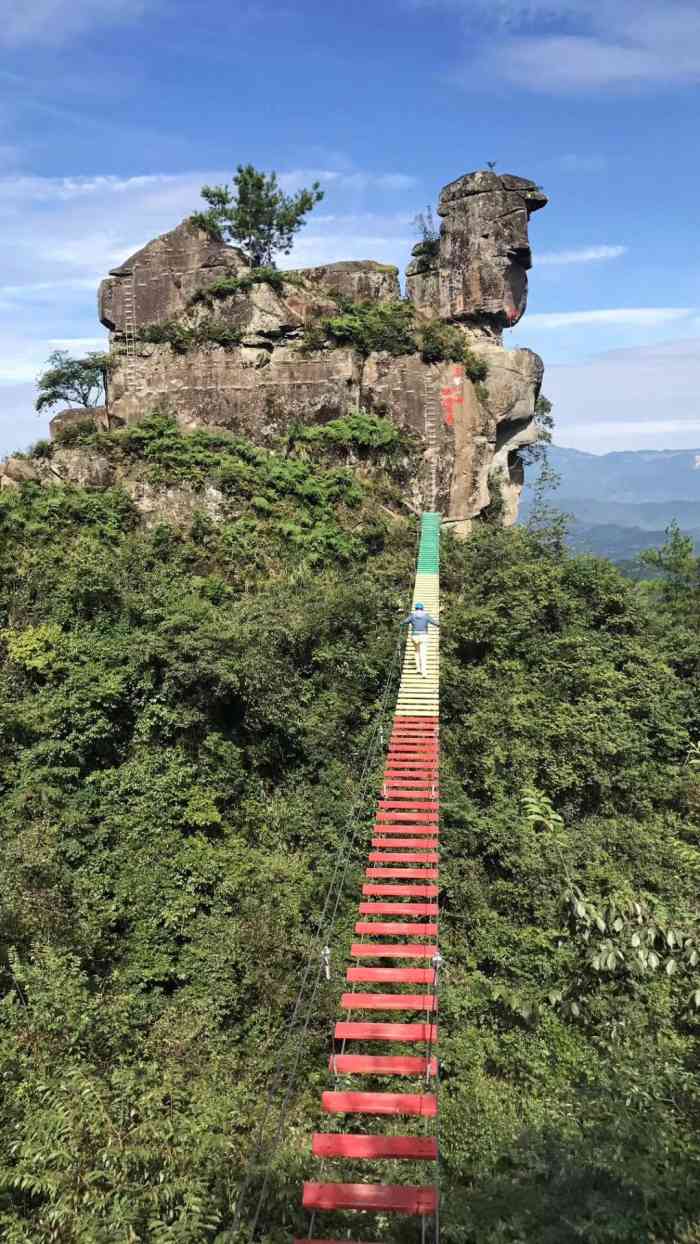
<box><xmin>2</xmin><ymin>170</ymin><xmax>548</xmax><ymax>529</ymax></box>
<box><xmin>406</xmin><ymin>170</ymin><xmax>547</xmax><ymax>329</ymax></box>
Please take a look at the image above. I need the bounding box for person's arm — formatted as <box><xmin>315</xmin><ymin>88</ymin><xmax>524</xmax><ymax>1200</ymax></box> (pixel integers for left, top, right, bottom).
<box><xmin>399</xmin><ymin>614</ymin><xmax>412</xmax><ymax>627</ymax></box>
<box><xmin>427</xmin><ymin>613</ymin><xmax>439</xmax><ymax>627</ymax></box>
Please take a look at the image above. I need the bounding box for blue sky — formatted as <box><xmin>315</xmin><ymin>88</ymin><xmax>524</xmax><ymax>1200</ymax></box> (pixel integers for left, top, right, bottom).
<box><xmin>1</xmin><ymin>0</ymin><xmax>699</xmax><ymax>456</ymax></box>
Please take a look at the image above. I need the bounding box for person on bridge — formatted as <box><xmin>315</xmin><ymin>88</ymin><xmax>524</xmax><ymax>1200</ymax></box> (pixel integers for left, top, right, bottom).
<box><xmin>400</xmin><ymin>602</ymin><xmax>439</xmax><ymax>676</ymax></box>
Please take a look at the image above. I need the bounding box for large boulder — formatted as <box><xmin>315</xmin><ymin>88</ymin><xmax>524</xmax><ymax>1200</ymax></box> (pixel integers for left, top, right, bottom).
<box><xmin>407</xmin><ymin>171</ymin><xmax>547</xmax><ymax>330</ymax></box>
<box><xmin>49</xmin><ymin>406</ymin><xmax>110</xmax><ymax>441</ymax></box>
<box><xmin>294</xmin><ymin>260</ymin><xmax>400</xmax><ymax>305</ymax></box>
<box><xmin>99</xmin><ymin>220</ymin><xmax>248</xmax><ymax>333</ymax></box>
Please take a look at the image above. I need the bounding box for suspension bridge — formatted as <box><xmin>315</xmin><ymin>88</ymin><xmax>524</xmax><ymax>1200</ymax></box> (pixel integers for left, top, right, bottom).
<box><xmin>299</xmin><ymin>511</ymin><xmax>442</xmax><ymax>1243</ymax></box>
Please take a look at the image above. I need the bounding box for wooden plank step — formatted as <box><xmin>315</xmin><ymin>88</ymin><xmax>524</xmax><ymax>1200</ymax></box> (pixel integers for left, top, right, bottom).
<box><xmin>372</xmin><ymin>838</ymin><xmax>438</xmax><ymax>849</ymax></box>
<box><xmin>378</xmin><ymin>801</ymin><xmax>438</xmax><ymax>811</ymax></box>
<box><xmin>365</xmin><ymin>868</ymin><xmax>439</xmax><ymax>880</ymax></box>
<box><xmin>322</xmin><ymin>1090</ymin><xmax>437</xmax><ymax>1117</ymax></box>
<box><xmin>302</xmin><ymin>1182</ymin><xmax>437</xmax><ymax>1214</ymax></box>
<box><xmin>383</xmin><ymin>769</ymin><xmax>438</xmax><ymax>778</ymax></box>
<box><xmin>363</xmin><ymin>884</ymin><xmax>438</xmax><ymax>897</ymax></box>
<box><xmin>380</xmin><ymin>790</ymin><xmax>438</xmax><ymax>798</ymax></box>
<box><xmin>376</xmin><ymin>812</ymin><xmax>439</xmax><ymax>823</ymax></box>
<box><xmin>368</xmin><ymin>852</ymin><xmax>438</xmax><ymax>863</ymax></box>
<box><xmin>351</xmin><ymin>943</ymin><xmax>437</xmax><ymax>959</ymax></box>
<box><xmin>388</xmin><ymin>750</ymin><xmax>438</xmax><ymax>758</ymax></box>
<box><xmin>373</xmin><ymin>825</ymin><xmax>437</xmax><ymax>837</ymax></box>
<box><xmin>355</xmin><ymin>921</ymin><xmax>437</xmax><ymax>936</ymax></box>
<box><xmin>329</xmin><ymin>1053</ymin><xmax>437</xmax><ymax>1075</ymax></box>
<box><xmin>312</xmin><ymin>1133</ymin><xmax>437</xmax><ymax>1160</ymax></box>
<box><xmin>341</xmin><ymin>992</ymin><xmax>436</xmax><ymax>1011</ymax></box>
<box><xmin>347</xmin><ymin>966</ymin><xmax>436</xmax><ymax>984</ymax></box>
<box><xmin>358</xmin><ymin>902</ymin><xmax>438</xmax><ymax>916</ymax></box>
<box><xmin>335</xmin><ymin>1020</ymin><xmax>438</xmax><ymax>1042</ymax></box>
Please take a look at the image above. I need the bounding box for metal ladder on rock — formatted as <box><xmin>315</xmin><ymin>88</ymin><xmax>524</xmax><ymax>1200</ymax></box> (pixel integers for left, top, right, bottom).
<box><xmin>120</xmin><ymin>268</ymin><xmax>141</xmax><ymax>394</ymax></box>
<box><xmin>299</xmin><ymin>512</ymin><xmax>442</xmax><ymax>1244</ymax></box>
<box><xmin>423</xmin><ymin>380</ymin><xmax>441</xmax><ymax>512</ymax></box>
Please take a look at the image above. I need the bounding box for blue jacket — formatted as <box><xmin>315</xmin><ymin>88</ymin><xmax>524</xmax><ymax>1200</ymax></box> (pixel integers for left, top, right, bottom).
<box><xmin>401</xmin><ymin>610</ymin><xmax>439</xmax><ymax>634</ymax></box>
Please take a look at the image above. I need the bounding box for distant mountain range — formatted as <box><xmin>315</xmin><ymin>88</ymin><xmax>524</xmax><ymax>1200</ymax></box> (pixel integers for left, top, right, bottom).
<box><xmin>519</xmin><ymin>446</ymin><xmax>700</xmax><ymax>563</ymax></box>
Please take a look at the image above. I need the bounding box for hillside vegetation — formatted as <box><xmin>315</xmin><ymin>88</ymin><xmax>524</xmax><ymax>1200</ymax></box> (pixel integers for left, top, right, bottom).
<box><xmin>0</xmin><ymin>419</ymin><xmax>699</xmax><ymax>1242</ymax></box>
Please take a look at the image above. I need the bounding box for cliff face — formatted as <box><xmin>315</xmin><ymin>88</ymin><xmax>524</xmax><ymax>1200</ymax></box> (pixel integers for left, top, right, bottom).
<box><xmin>3</xmin><ymin>170</ymin><xmax>547</xmax><ymax>529</ymax></box>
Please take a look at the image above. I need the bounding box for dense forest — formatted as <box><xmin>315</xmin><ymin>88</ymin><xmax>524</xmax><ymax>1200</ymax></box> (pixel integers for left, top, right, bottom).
<box><xmin>1</xmin><ymin>414</ymin><xmax>699</xmax><ymax>1242</ymax></box>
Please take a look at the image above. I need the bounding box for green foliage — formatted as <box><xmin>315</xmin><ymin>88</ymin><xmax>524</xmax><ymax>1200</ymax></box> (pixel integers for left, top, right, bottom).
<box><xmin>190</xmin><ymin>266</ymin><xmax>305</xmax><ymax>306</ymax></box>
<box><xmin>136</xmin><ymin>318</ymin><xmax>243</xmax><ymax>352</ymax></box>
<box><xmin>290</xmin><ymin>410</ymin><xmax>404</xmax><ymax>456</ymax></box>
<box><xmin>302</xmin><ymin>298</ymin><xmax>417</xmax><ymax>357</ymax></box>
<box><xmin>301</xmin><ymin>300</ymin><xmax>489</xmax><ymax>381</ymax></box>
<box><xmin>191</xmin><ymin>163</ymin><xmax>324</xmax><ymax>267</ymax></box>
<box><xmin>52</xmin><ymin>417</ymin><xmax>101</xmax><ymax>448</ymax></box>
<box><xmin>27</xmin><ymin>437</ymin><xmax>54</xmax><ymax>459</ymax></box>
<box><xmin>2</xmin><ymin>454</ymin><xmax>700</xmax><ymax>1239</ymax></box>
<box><xmin>520</xmin><ymin>393</ymin><xmax>554</xmax><ymax>468</ymax></box>
<box><xmin>35</xmin><ymin>349</ymin><xmax>112</xmax><ymax>412</ymax></box>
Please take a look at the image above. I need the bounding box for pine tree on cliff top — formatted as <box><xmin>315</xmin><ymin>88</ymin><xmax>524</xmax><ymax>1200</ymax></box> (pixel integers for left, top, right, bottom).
<box><xmin>191</xmin><ymin>164</ymin><xmax>323</xmax><ymax>268</ymax></box>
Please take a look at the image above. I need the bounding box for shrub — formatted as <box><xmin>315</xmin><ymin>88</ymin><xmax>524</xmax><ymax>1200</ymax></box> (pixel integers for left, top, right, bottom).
<box><xmin>190</xmin><ymin>266</ymin><xmax>304</xmax><ymax>306</ymax></box>
<box><xmin>28</xmin><ymin>438</ymin><xmax>54</xmax><ymax>459</ymax></box>
<box><xmin>292</xmin><ymin>411</ymin><xmax>405</xmax><ymax>456</ymax></box>
<box><xmin>53</xmin><ymin>419</ymin><xmax>100</xmax><ymax>448</ymax></box>
<box><xmin>302</xmin><ymin>300</ymin><xmax>416</xmax><ymax>357</ymax></box>
<box><xmin>464</xmin><ymin>345</ymin><xmax>489</xmax><ymax>384</ymax></box>
<box><xmin>136</xmin><ymin>319</ymin><xmax>242</xmax><ymax>352</ymax></box>
<box><xmin>418</xmin><ymin>319</ymin><xmax>466</xmax><ymax>364</ymax></box>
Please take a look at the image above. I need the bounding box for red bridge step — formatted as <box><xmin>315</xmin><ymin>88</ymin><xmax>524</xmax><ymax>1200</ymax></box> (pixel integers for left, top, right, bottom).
<box><xmin>334</xmin><ymin>1020</ymin><xmax>438</xmax><ymax>1042</ymax></box>
<box><xmin>351</xmin><ymin>943</ymin><xmax>437</xmax><ymax>958</ymax></box>
<box><xmin>368</xmin><ymin>852</ymin><xmax>438</xmax><ymax>863</ymax></box>
<box><xmin>372</xmin><ymin>838</ymin><xmax>438</xmax><ymax>849</ymax></box>
<box><xmin>355</xmin><ymin>922</ymin><xmax>438</xmax><ymax>936</ymax></box>
<box><xmin>378</xmin><ymin>802</ymin><xmax>438</xmax><ymax>811</ymax></box>
<box><xmin>340</xmin><ymin>992</ymin><xmax>436</xmax><ymax>1011</ymax></box>
<box><xmin>322</xmin><ymin>1090</ymin><xmax>437</xmax><ymax>1116</ymax></box>
<box><xmin>346</xmin><ymin>966</ymin><xmax>436</xmax><ymax>984</ymax></box>
<box><xmin>329</xmin><ymin>1053</ymin><xmax>437</xmax><ymax>1075</ymax></box>
<box><xmin>358</xmin><ymin>902</ymin><xmax>438</xmax><ymax>916</ymax></box>
<box><xmin>374</xmin><ymin>825</ymin><xmax>437</xmax><ymax>837</ymax></box>
<box><xmin>302</xmin><ymin>1182</ymin><xmax>437</xmax><ymax>1215</ymax></box>
<box><xmin>363</xmin><ymin>884</ymin><xmax>439</xmax><ymax>897</ymax></box>
<box><xmin>376</xmin><ymin>813</ymin><xmax>438</xmax><ymax>824</ymax></box>
<box><xmin>365</xmin><ymin>868</ymin><xmax>439</xmax><ymax>879</ymax></box>
<box><xmin>313</xmin><ymin>1133</ymin><xmax>437</xmax><ymax>1160</ymax></box>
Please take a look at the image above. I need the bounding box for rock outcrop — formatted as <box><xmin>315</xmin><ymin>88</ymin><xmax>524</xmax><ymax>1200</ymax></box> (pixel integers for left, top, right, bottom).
<box><xmin>3</xmin><ymin>170</ymin><xmax>548</xmax><ymax>529</ymax></box>
<box><xmin>406</xmin><ymin>170</ymin><xmax>547</xmax><ymax>330</ymax></box>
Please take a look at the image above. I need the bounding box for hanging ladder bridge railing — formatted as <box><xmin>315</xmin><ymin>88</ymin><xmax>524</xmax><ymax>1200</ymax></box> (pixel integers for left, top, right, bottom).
<box><xmin>298</xmin><ymin>511</ymin><xmax>442</xmax><ymax>1244</ymax></box>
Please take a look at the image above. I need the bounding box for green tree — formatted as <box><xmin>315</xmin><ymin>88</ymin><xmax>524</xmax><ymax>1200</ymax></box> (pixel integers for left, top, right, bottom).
<box><xmin>35</xmin><ymin>349</ymin><xmax>111</xmax><ymax>413</ymax></box>
<box><xmin>192</xmin><ymin>164</ymin><xmax>324</xmax><ymax>268</ymax></box>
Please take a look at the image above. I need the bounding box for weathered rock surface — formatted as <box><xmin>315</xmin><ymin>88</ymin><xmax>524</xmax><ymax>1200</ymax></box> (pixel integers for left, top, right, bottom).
<box><xmin>99</xmin><ymin>220</ymin><xmax>247</xmax><ymax>332</ymax></box>
<box><xmin>294</xmin><ymin>259</ymin><xmax>400</xmax><ymax>305</ymax></box>
<box><xmin>49</xmin><ymin>406</ymin><xmax>110</xmax><ymax>440</ymax></box>
<box><xmin>407</xmin><ymin>170</ymin><xmax>547</xmax><ymax>329</ymax></box>
<box><xmin>6</xmin><ymin>169</ymin><xmax>547</xmax><ymax>529</ymax></box>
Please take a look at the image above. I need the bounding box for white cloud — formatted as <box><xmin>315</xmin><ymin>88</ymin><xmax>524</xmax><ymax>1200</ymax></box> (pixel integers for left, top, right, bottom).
<box><xmin>538</xmin><ymin>245</ymin><xmax>626</xmax><ymax>266</ymax></box>
<box><xmin>526</xmin><ymin>308</ymin><xmax>695</xmax><ymax>330</ymax></box>
<box><xmin>279</xmin><ymin>169</ymin><xmax>417</xmax><ymax>193</ymax></box>
<box><xmin>543</xmin><ymin>336</ymin><xmax>700</xmax><ymax>453</ymax></box>
<box><xmin>0</xmin><ymin>0</ymin><xmax>151</xmax><ymax>46</ymax></box>
<box><xmin>439</xmin><ymin>0</ymin><xmax>700</xmax><ymax>92</ymax></box>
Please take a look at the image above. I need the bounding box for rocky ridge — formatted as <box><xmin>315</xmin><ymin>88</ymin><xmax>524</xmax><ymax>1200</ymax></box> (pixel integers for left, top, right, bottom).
<box><xmin>2</xmin><ymin>169</ymin><xmax>547</xmax><ymax>530</ymax></box>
